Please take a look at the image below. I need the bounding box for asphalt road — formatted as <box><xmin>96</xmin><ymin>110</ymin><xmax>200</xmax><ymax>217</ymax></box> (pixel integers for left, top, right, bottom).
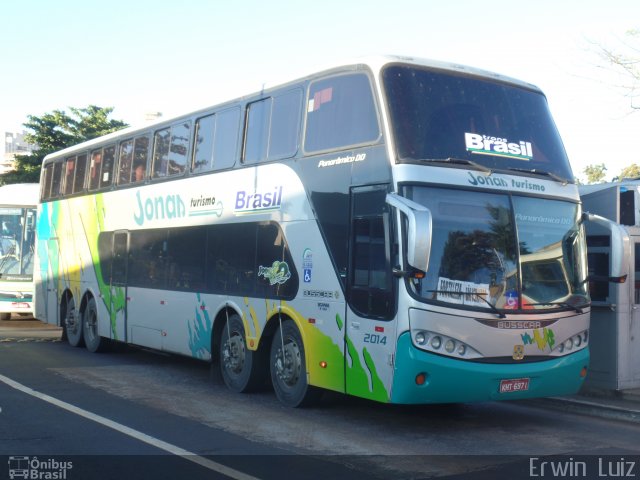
<box><xmin>1</xmin><ymin>329</ymin><xmax>640</xmax><ymax>479</ymax></box>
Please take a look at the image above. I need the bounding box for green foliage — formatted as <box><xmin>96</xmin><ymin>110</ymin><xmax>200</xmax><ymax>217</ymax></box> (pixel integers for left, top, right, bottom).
<box><xmin>617</xmin><ymin>163</ymin><xmax>640</xmax><ymax>181</ymax></box>
<box><xmin>583</xmin><ymin>163</ymin><xmax>607</xmax><ymax>184</ymax></box>
<box><xmin>1</xmin><ymin>106</ymin><xmax>127</xmax><ymax>185</ymax></box>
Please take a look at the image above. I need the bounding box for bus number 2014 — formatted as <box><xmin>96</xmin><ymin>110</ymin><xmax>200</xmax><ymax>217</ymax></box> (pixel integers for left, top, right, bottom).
<box><xmin>364</xmin><ymin>333</ymin><xmax>387</xmax><ymax>345</ymax></box>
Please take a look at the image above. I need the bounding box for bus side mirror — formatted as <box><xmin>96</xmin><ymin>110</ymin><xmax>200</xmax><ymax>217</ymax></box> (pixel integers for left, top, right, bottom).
<box><xmin>583</xmin><ymin>212</ymin><xmax>628</xmax><ymax>282</ymax></box>
<box><xmin>386</xmin><ymin>193</ymin><xmax>432</xmax><ymax>273</ymax></box>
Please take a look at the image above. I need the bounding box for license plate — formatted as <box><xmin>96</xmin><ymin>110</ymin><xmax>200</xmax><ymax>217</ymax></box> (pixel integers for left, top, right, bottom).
<box><xmin>499</xmin><ymin>378</ymin><xmax>530</xmax><ymax>393</ymax></box>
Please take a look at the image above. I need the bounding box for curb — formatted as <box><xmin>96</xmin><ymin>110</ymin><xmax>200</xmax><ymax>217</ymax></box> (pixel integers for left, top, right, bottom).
<box><xmin>525</xmin><ymin>396</ymin><xmax>640</xmax><ymax>424</ymax></box>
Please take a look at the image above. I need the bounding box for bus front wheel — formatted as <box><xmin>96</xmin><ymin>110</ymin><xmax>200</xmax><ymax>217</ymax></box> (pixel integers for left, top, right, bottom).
<box><xmin>270</xmin><ymin>320</ymin><xmax>321</xmax><ymax>407</ymax></box>
<box><xmin>219</xmin><ymin>313</ymin><xmax>265</xmax><ymax>393</ymax></box>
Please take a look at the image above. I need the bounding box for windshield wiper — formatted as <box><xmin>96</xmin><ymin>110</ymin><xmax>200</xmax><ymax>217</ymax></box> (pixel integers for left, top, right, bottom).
<box><xmin>418</xmin><ymin>157</ymin><xmax>493</xmax><ymax>174</ymax></box>
<box><xmin>427</xmin><ymin>290</ymin><xmax>505</xmax><ymax>318</ymax></box>
<box><xmin>506</xmin><ymin>167</ymin><xmax>570</xmax><ymax>185</ymax></box>
<box><xmin>527</xmin><ymin>301</ymin><xmax>586</xmax><ymax>314</ymax></box>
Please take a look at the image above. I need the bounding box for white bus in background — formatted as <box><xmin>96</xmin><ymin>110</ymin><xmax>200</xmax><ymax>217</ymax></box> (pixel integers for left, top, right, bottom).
<box><xmin>35</xmin><ymin>56</ymin><xmax>592</xmax><ymax>407</ymax></box>
<box><xmin>0</xmin><ymin>183</ymin><xmax>38</xmax><ymax>320</ymax></box>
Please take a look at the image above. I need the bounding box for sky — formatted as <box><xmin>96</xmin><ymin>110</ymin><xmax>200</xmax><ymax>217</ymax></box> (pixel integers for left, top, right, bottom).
<box><xmin>1</xmin><ymin>0</ymin><xmax>639</xmax><ymax>181</ymax></box>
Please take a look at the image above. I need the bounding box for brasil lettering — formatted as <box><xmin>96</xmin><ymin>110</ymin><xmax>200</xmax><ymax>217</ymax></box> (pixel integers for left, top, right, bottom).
<box><xmin>235</xmin><ymin>186</ymin><xmax>283</xmax><ymax>215</ymax></box>
<box><xmin>465</xmin><ymin>133</ymin><xmax>533</xmax><ymax>161</ymax></box>
<box><xmin>134</xmin><ymin>191</ymin><xmax>185</xmax><ymax>226</ymax></box>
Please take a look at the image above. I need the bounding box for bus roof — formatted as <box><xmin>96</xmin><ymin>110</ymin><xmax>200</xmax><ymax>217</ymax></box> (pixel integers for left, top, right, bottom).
<box><xmin>41</xmin><ymin>55</ymin><xmax>541</xmax><ymax>165</ymax></box>
<box><xmin>0</xmin><ymin>183</ymin><xmax>39</xmax><ymax>207</ymax></box>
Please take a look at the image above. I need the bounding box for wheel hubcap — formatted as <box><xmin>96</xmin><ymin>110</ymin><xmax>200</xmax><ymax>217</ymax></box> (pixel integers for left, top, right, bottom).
<box><xmin>275</xmin><ymin>339</ymin><xmax>301</xmax><ymax>387</ymax></box>
<box><xmin>223</xmin><ymin>333</ymin><xmax>245</xmax><ymax>374</ymax></box>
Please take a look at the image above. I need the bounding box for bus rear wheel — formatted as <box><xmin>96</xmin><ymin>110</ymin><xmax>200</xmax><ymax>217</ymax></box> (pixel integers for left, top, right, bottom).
<box><xmin>83</xmin><ymin>297</ymin><xmax>107</xmax><ymax>353</ymax></box>
<box><xmin>270</xmin><ymin>320</ymin><xmax>321</xmax><ymax>407</ymax></box>
<box><xmin>64</xmin><ymin>296</ymin><xmax>84</xmax><ymax>347</ymax></box>
<box><xmin>219</xmin><ymin>313</ymin><xmax>265</xmax><ymax>393</ymax></box>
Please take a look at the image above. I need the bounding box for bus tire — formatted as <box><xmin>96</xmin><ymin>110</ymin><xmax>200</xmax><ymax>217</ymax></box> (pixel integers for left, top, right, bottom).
<box><xmin>83</xmin><ymin>297</ymin><xmax>107</xmax><ymax>353</ymax></box>
<box><xmin>219</xmin><ymin>313</ymin><xmax>264</xmax><ymax>393</ymax></box>
<box><xmin>0</xmin><ymin>313</ymin><xmax>10</xmax><ymax>321</ymax></box>
<box><xmin>270</xmin><ymin>319</ymin><xmax>321</xmax><ymax>408</ymax></box>
<box><xmin>63</xmin><ymin>296</ymin><xmax>84</xmax><ymax>347</ymax></box>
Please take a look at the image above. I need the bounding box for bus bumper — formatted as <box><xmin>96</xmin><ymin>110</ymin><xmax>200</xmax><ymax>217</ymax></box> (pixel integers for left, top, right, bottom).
<box><xmin>391</xmin><ymin>332</ymin><xmax>589</xmax><ymax>404</ymax></box>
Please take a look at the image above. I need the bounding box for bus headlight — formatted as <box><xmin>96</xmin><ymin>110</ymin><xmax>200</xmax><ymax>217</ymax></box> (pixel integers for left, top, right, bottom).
<box><xmin>554</xmin><ymin>330</ymin><xmax>588</xmax><ymax>355</ymax></box>
<box><xmin>444</xmin><ymin>339</ymin><xmax>455</xmax><ymax>353</ymax></box>
<box><xmin>411</xmin><ymin>329</ymin><xmax>480</xmax><ymax>359</ymax></box>
<box><xmin>415</xmin><ymin>331</ymin><xmax>428</xmax><ymax>345</ymax></box>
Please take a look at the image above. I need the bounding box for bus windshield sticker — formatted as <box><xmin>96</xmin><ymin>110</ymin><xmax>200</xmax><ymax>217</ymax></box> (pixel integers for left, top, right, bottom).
<box><xmin>465</xmin><ymin>133</ymin><xmax>533</xmax><ymax>161</ymax></box>
<box><xmin>258</xmin><ymin>261</ymin><xmax>292</xmax><ymax>285</ymax></box>
<box><xmin>302</xmin><ymin>248</ymin><xmax>313</xmax><ymax>283</ymax></box>
<box><xmin>436</xmin><ymin>277</ymin><xmax>490</xmax><ymax>307</ymax></box>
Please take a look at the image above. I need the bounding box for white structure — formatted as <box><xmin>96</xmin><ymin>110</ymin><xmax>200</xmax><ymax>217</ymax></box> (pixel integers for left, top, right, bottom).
<box><xmin>581</xmin><ymin>180</ymin><xmax>640</xmax><ymax>390</ymax></box>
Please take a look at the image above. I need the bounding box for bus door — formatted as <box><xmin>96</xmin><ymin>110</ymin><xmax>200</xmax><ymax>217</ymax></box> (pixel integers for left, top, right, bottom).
<box><xmin>344</xmin><ymin>185</ymin><xmax>397</xmax><ymax>402</ymax></box>
<box><xmin>45</xmin><ymin>238</ymin><xmax>59</xmax><ymax>325</ymax></box>
<box><xmin>108</xmin><ymin>231</ymin><xmax>128</xmax><ymax>342</ymax></box>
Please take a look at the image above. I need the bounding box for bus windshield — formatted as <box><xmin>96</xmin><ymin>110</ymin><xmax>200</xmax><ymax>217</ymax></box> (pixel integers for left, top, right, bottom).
<box><xmin>0</xmin><ymin>207</ymin><xmax>36</xmax><ymax>278</ymax></box>
<box><xmin>383</xmin><ymin>64</ymin><xmax>573</xmax><ymax>181</ymax></box>
<box><xmin>404</xmin><ymin>186</ymin><xmax>589</xmax><ymax>312</ymax></box>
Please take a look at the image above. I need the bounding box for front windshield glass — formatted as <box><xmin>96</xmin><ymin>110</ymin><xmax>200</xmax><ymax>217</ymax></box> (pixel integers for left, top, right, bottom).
<box><xmin>0</xmin><ymin>207</ymin><xmax>36</xmax><ymax>279</ymax></box>
<box><xmin>404</xmin><ymin>186</ymin><xmax>588</xmax><ymax>312</ymax></box>
<box><xmin>383</xmin><ymin>64</ymin><xmax>573</xmax><ymax>180</ymax></box>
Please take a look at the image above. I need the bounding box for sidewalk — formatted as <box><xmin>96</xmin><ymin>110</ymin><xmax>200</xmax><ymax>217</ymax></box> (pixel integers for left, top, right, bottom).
<box><xmin>0</xmin><ymin>314</ymin><xmax>62</xmax><ymax>340</ymax></box>
<box><xmin>536</xmin><ymin>386</ymin><xmax>640</xmax><ymax>424</ymax></box>
<box><xmin>1</xmin><ymin>318</ymin><xmax>639</xmax><ymax>422</ymax></box>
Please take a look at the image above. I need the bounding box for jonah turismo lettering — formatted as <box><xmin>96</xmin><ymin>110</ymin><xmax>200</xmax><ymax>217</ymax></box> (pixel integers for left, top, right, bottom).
<box><xmin>465</xmin><ymin>133</ymin><xmax>533</xmax><ymax>161</ymax></box>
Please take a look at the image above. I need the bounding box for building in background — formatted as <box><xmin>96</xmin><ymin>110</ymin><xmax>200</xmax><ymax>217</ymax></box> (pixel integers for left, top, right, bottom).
<box><xmin>2</xmin><ymin>132</ymin><xmax>36</xmax><ymax>175</ymax></box>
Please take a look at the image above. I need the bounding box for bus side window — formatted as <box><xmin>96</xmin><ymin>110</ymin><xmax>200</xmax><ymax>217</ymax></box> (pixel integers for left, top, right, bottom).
<box><xmin>153</xmin><ymin>128</ymin><xmax>171</xmax><ymax>178</ymax></box>
<box><xmin>268</xmin><ymin>89</ymin><xmax>302</xmax><ymax>160</ymax></box>
<box><xmin>50</xmin><ymin>161</ymin><xmax>63</xmax><ymax>198</ymax></box>
<box><xmin>305</xmin><ymin>73</ymin><xmax>380</xmax><ymax>153</ymax></box>
<box><xmin>192</xmin><ymin>107</ymin><xmax>240</xmax><ymax>173</ymax></box>
<box><xmin>89</xmin><ymin>149</ymin><xmax>102</xmax><ymax>191</ymax></box>
<box><xmin>118</xmin><ymin>140</ymin><xmax>134</xmax><ymax>186</ymax></box>
<box><xmin>243</xmin><ymin>98</ymin><xmax>272</xmax><ymax>164</ymax></box>
<box><xmin>213</xmin><ymin>107</ymin><xmax>240</xmax><ymax>170</ymax></box>
<box><xmin>192</xmin><ymin>114</ymin><xmax>216</xmax><ymax>173</ymax></box>
<box><xmin>100</xmin><ymin>145</ymin><xmax>116</xmax><ymax>189</ymax></box>
<box><xmin>41</xmin><ymin>164</ymin><xmax>53</xmax><ymax>201</ymax></box>
<box><xmin>168</xmin><ymin>122</ymin><xmax>190</xmax><ymax>177</ymax></box>
<box><xmin>63</xmin><ymin>156</ymin><xmax>76</xmax><ymax>196</ymax></box>
<box><xmin>132</xmin><ymin>136</ymin><xmax>149</xmax><ymax>183</ymax></box>
<box><xmin>243</xmin><ymin>90</ymin><xmax>301</xmax><ymax>165</ymax></box>
<box><xmin>73</xmin><ymin>153</ymin><xmax>88</xmax><ymax>194</ymax></box>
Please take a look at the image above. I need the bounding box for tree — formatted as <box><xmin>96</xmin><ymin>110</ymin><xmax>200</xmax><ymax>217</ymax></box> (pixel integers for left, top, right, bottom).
<box><xmin>617</xmin><ymin>163</ymin><xmax>640</xmax><ymax>180</ymax></box>
<box><xmin>593</xmin><ymin>29</ymin><xmax>640</xmax><ymax>110</ymax></box>
<box><xmin>1</xmin><ymin>106</ymin><xmax>128</xmax><ymax>185</ymax></box>
<box><xmin>583</xmin><ymin>163</ymin><xmax>607</xmax><ymax>184</ymax></box>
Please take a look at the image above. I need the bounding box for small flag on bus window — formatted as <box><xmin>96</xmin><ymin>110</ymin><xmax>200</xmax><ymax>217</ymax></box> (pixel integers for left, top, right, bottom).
<box><xmin>309</xmin><ymin>87</ymin><xmax>333</xmax><ymax>112</ymax></box>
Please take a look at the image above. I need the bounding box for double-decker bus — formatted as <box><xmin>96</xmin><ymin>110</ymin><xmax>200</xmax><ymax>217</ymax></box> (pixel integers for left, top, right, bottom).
<box><xmin>0</xmin><ymin>183</ymin><xmax>38</xmax><ymax>320</ymax></box>
<box><xmin>34</xmin><ymin>56</ymin><xmax>590</xmax><ymax>407</ymax></box>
